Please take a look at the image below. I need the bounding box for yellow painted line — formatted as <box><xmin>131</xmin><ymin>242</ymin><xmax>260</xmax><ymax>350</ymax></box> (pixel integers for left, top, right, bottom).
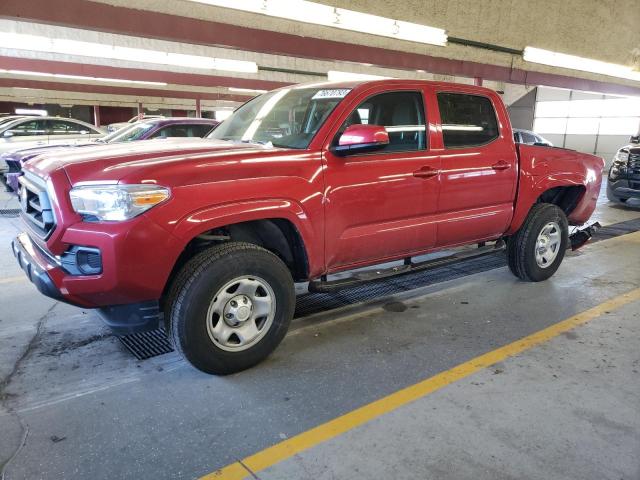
<box><xmin>0</xmin><ymin>275</ymin><xmax>28</xmax><ymax>285</ymax></box>
<box><xmin>202</xmin><ymin>287</ymin><xmax>640</xmax><ymax>480</ymax></box>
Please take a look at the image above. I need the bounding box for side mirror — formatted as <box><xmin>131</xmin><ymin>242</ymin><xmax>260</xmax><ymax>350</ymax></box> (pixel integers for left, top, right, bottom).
<box><xmin>332</xmin><ymin>124</ymin><xmax>389</xmax><ymax>156</ymax></box>
<box><xmin>630</xmin><ymin>135</ymin><xmax>640</xmax><ymax>144</ymax></box>
<box><xmin>3</xmin><ymin>131</ymin><xmax>14</xmax><ymax>138</ymax></box>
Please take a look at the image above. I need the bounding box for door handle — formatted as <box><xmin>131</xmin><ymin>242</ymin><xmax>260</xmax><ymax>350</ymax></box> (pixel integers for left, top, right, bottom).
<box><xmin>491</xmin><ymin>160</ymin><xmax>511</xmax><ymax>171</ymax></box>
<box><xmin>413</xmin><ymin>166</ymin><xmax>440</xmax><ymax>179</ymax></box>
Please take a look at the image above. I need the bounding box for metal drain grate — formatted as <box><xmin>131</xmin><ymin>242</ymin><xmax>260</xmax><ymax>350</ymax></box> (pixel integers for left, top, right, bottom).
<box><xmin>117</xmin><ymin>216</ymin><xmax>640</xmax><ymax>360</ymax></box>
<box><xmin>589</xmin><ymin>217</ymin><xmax>640</xmax><ymax>241</ymax></box>
<box><xmin>0</xmin><ymin>208</ymin><xmax>20</xmax><ymax>217</ymax></box>
<box><xmin>118</xmin><ymin>328</ymin><xmax>174</xmax><ymax>360</ymax></box>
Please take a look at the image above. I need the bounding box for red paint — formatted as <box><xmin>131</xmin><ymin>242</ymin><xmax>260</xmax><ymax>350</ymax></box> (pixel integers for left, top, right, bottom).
<box><xmin>18</xmin><ymin>80</ymin><xmax>603</xmax><ymax>309</ymax></box>
<box><xmin>2</xmin><ymin>0</ymin><xmax>639</xmax><ymax>96</ymax></box>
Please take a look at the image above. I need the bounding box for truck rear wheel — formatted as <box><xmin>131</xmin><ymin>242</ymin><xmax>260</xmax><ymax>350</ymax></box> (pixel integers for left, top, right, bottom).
<box><xmin>507</xmin><ymin>203</ymin><xmax>568</xmax><ymax>282</ymax></box>
<box><xmin>166</xmin><ymin>242</ymin><xmax>295</xmax><ymax>375</ymax></box>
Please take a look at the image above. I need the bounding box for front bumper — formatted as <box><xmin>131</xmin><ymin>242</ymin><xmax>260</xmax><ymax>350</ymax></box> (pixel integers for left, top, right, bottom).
<box><xmin>607</xmin><ymin>177</ymin><xmax>640</xmax><ymax>204</ymax></box>
<box><xmin>11</xmin><ymin>233</ymin><xmax>63</xmax><ymax>302</ymax></box>
<box><xmin>12</xmin><ymin>232</ymin><xmax>162</xmax><ymax>334</ymax></box>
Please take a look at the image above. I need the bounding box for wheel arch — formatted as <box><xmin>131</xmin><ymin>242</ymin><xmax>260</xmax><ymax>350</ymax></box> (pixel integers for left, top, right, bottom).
<box><xmin>161</xmin><ymin>200</ymin><xmax>318</xmax><ymax>303</ymax></box>
<box><xmin>506</xmin><ymin>174</ymin><xmax>588</xmax><ymax>234</ymax></box>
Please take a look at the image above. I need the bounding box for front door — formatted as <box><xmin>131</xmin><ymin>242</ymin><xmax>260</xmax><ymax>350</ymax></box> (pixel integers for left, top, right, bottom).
<box><xmin>322</xmin><ymin>88</ymin><xmax>441</xmax><ymax>270</ymax></box>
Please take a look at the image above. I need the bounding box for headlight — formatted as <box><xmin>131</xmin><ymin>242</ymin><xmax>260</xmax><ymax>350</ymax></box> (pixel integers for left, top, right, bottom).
<box><xmin>612</xmin><ymin>150</ymin><xmax>629</xmax><ymax>165</ymax></box>
<box><xmin>69</xmin><ymin>184</ymin><xmax>170</xmax><ymax>221</ymax></box>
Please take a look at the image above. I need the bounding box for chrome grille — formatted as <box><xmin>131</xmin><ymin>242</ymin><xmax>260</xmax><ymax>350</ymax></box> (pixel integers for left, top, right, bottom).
<box><xmin>19</xmin><ymin>172</ymin><xmax>55</xmax><ymax>238</ymax></box>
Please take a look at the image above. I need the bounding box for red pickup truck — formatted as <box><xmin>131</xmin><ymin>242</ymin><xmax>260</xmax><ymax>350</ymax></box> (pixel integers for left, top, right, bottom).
<box><xmin>12</xmin><ymin>80</ymin><xmax>604</xmax><ymax>374</ymax></box>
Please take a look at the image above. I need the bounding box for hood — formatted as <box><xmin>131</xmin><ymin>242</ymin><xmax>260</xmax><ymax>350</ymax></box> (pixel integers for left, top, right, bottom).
<box><xmin>23</xmin><ymin>138</ymin><xmax>292</xmax><ymax>186</ymax></box>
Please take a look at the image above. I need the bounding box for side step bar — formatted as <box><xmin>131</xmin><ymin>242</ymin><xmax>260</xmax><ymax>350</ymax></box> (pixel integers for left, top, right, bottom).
<box><xmin>308</xmin><ymin>241</ymin><xmax>506</xmax><ymax>293</ymax></box>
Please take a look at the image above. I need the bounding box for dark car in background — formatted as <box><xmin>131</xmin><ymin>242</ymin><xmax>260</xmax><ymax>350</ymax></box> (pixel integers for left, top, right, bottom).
<box><xmin>3</xmin><ymin>117</ymin><xmax>218</xmax><ymax>192</ymax></box>
<box><xmin>513</xmin><ymin>128</ymin><xmax>553</xmax><ymax>146</ymax></box>
<box><xmin>607</xmin><ymin>136</ymin><xmax>640</xmax><ymax>207</ymax></box>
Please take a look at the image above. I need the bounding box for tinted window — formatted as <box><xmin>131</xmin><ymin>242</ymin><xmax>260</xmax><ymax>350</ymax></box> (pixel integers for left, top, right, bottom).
<box><xmin>437</xmin><ymin>93</ymin><xmax>499</xmax><ymax>148</ymax></box>
<box><xmin>6</xmin><ymin>119</ymin><xmax>48</xmax><ymax>137</ymax></box>
<box><xmin>151</xmin><ymin>124</ymin><xmax>214</xmax><ymax>138</ymax></box>
<box><xmin>338</xmin><ymin>91</ymin><xmax>426</xmax><ymax>153</ymax></box>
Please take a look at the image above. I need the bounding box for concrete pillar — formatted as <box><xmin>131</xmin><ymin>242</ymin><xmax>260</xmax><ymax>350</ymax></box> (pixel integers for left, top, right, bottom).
<box><xmin>195</xmin><ymin>98</ymin><xmax>202</xmax><ymax>118</ymax></box>
<box><xmin>93</xmin><ymin>105</ymin><xmax>100</xmax><ymax>127</ymax></box>
<box><xmin>137</xmin><ymin>102</ymin><xmax>143</xmax><ymax>119</ymax></box>
<box><xmin>474</xmin><ymin>77</ymin><xmax>483</xmax><ymax>86</ymax></box>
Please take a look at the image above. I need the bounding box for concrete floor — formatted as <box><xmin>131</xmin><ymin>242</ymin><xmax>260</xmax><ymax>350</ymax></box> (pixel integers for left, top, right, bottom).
<box><xmin>0</xmin><ymin>184</ymin><xmax>639</xmax><ymax>479</ymax></box>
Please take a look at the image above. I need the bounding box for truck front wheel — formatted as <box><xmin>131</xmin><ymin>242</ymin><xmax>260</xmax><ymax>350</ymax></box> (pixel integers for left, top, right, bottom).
<box><xmin>166</xmin><ymin>242</ymin><xmax>295</xmax><ymax>375</ymax></box>
<box><xmin>507</xmin><ymin>203</ymin><xmax>568</xmax><ymax>282</ymax></box>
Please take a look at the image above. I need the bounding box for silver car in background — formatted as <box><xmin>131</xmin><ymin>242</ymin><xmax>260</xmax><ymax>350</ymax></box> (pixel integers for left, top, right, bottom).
<box><xmin>0</xmin><ymin>117</ymin><xmax>104</xmax><ymax>172</ymax></box>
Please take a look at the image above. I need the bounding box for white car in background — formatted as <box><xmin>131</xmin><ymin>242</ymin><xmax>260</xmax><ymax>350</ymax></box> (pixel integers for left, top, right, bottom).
<box><xmin>0</xmin><ymin>117</ymin><xmax>105</xmax><ymax>172</ymax></box>
<box><xmin>107</xmin><ymin>114</ymin><xmax>165</xmax><ymax>133</ymax></box>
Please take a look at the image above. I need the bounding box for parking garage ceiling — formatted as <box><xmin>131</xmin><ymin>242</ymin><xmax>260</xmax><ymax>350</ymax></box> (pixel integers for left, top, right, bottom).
<box><xmin>0</xmin><ymin>0</ymin><xmax>638</xmax><ymax>110</ymax></box>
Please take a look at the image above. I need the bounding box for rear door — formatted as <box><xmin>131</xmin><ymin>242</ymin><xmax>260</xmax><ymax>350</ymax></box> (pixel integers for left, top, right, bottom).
<box><xmin>322</xmin><ymin>86</ymin><xmax>441</xmax><ymax>270</ymax></box>
<box><xmin>434</xmin><ymin>89</ymin><xmax>518</xmax><ymax>247</ymax></box>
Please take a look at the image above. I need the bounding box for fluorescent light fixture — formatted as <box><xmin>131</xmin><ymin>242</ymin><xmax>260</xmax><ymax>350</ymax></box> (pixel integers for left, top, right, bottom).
<box><xmin>15</xmin><ymin>108</ymin><xmax>47</xmax><ymax>116</ymax></box>
<box><xmin>0</xmin><ymin>69</ymin><xmax>167</xmax><ymax>86</ymax></box>
<box><xmin>523</xmin><ymin>47</ymin><xmax>640</xmax><ymax>82</ymax></box>
<box><xmin>0</xmin><ymin>32</ymin><xmax>258</xmax><ymax>74</ymax></box>
<box><xmin>327</xmin><ymin>71</ymin><xmax>390</xmax><ymax>82</ymax></box>
<box><xmin>229</xmin><ymin>87</ymin><xmax>268</xmax><ymax>94</ymax></box>
<box><xmin>189</xmin><ymin>0</ymin><xmax>447</xmax><ymax>46</ymax></box>
<box><xmin>3</xmin><ymin>69</ymin><xmax>166</xmax><ymax>86</ymax></box>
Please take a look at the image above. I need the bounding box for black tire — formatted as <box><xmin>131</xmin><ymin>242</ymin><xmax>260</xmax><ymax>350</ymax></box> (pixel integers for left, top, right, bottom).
<box><xmin>166</xmin><ymin>242</ymin><xmax>295</xmax><ymax>375</ymax></box>
<box><xmin>507</xmin><ymin>203</ymin><xmax>568</xmax><ymax>282</ymax></box>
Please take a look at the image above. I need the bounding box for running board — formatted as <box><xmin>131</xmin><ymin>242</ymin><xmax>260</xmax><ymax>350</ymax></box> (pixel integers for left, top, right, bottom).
<box><xmin>309</xmin><ymin>241</ymin><xmax>506</xmax><ymax>293</ymax></box>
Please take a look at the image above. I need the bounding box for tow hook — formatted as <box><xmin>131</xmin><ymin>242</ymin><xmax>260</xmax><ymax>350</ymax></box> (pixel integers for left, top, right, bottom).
<box><xmin>569</xmin><ymin>222</ymin><xmax>601</xmax><ymax>251</ymax></box>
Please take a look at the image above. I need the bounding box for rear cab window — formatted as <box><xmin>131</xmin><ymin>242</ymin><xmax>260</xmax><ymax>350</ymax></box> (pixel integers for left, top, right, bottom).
<box><xmin>436</xmin><ymin>92</ymin><xmax>499</xmax><ymax>148</ymax></box>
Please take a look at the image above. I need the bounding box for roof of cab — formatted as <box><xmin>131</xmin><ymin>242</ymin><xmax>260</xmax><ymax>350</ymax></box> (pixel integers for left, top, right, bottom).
<box><xmin>273</xmin><ymin>78</ymin><xmax>498</xmax><ymax>96</ymax></box>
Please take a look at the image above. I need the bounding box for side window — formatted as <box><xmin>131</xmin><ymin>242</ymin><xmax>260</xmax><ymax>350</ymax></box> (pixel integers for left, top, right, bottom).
<box><xmin>49</xmin><ymin>120</ymin><xmax>92</xmax><ymax>136</ymax></box>
<box><xmin>8</xmin><ymin>119</ymin><xmax>48</xmax><ymax>136</ymax></box>
<box><xmin>151</xmin><ymin>125</ymin><xmax>189</xmax><ymax>138</ymax></box>
<box><xmin>190</xmin><ymin>124</ymin><xmax>215</xmax><ymax>137</ymax></box>
<box><xmin>151</xmin><ymin>124</ymin><xmax>216</xmax><ymax>138</ymax></box>
<box><xmin>437</xmin><ymin>93</ymin><xmax>499</xmax><ymax>148</ymax></box>
<box><xmin>520</xmin><ymin>131</ymin><xmax>536</xmax><ymax>144</ymax></box>
<box><xmin>339</xmin><ymin>91</ymin><xmax>426</xmax><ymax>153</ymax></box>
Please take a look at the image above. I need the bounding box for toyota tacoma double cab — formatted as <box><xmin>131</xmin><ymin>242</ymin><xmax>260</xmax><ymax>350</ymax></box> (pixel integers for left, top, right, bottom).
<box><xmin>12</xmin><ymin>80</ymin><xmax>604</xmax><ymax>375</ymax></box>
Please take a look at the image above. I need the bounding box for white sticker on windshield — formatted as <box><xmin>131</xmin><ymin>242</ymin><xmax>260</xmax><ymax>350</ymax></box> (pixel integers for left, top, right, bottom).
<box><xmin>312</xmin><ymin>89</ymin><xmax>351</xmax><ymax>100</ymax></box>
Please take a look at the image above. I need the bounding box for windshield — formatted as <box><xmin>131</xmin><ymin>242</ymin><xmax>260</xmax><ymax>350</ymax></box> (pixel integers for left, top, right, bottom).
<box><xmin>208</xmin><ymin>87</ymin><xmax>351</xmax><ymax>149</ymax></box>
<box><xmin>100</xmin><ymin>122</ymin><xmax>155</xmax><ymax>143</ymax></box>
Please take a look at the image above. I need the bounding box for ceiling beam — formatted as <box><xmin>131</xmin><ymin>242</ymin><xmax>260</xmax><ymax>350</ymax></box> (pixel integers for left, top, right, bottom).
<box><xmin>0</xmin><ymin>56</ymin><xmax>289</xmax><ymax>91</ymax></box>
<box><xmin>1</xmin><ymin>0</ymin><xmax>639</xmax><ymax>96</ymax></box>
<box><xmin>0</xmin><ymin>78</ymin><xmax>249</xmax><ymax>101</ymax></box>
